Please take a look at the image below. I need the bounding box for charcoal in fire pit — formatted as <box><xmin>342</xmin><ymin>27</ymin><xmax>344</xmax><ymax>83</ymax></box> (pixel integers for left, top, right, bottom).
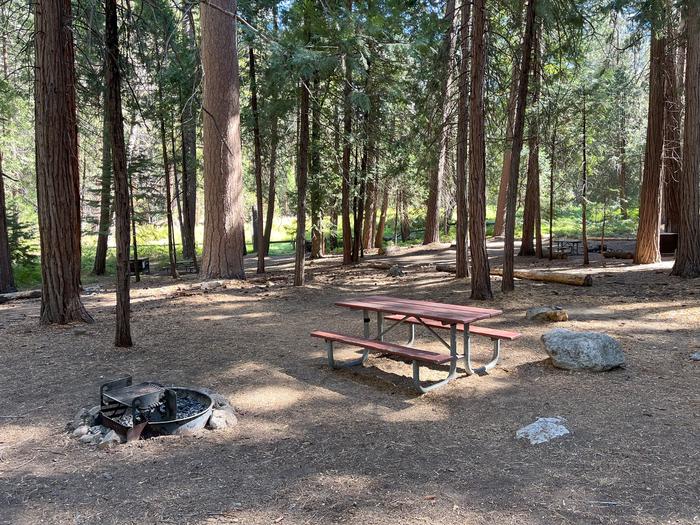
<box><xmin>176</xmin><ymin>395</ymin><xmax>206</xmax><ymax>419</ymax></box>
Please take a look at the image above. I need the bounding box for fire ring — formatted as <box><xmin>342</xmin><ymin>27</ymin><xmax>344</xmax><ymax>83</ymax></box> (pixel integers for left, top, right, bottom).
<box><xmin>98</xmin><ymin>376</ymin><xmax>214</xmax><ymax>441</ymax></box>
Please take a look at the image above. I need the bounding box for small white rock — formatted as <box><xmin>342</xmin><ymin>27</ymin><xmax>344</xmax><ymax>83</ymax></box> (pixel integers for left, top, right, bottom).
<box><xmin>690</xmin><ymin>352</ymin><xmax>700</xmax><ymax>361</ymax></box>
<box><xmin>516</xmin><ymin>417</ymin><xmax>570</xmax><ymax>445</ymax></box>
<box><xmin>201</xmin><ymin>280</ymin><xmax>224</xmax><ymax>291</ymax></box>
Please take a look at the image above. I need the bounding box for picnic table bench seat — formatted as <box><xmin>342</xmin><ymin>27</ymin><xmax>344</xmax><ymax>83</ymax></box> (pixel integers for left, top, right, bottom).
<box><xmin>383</xmin><ymin>314</ymin><xmax>521</xmax><ymax>341</ymax></box>
<box><xmin>310</xmin><ymin>331</ymin><xmax>453</xmax><ymax>365</ymax></box>
<box><xmin>311</xmin><ymin>329</ymin><xmax>458</xmax><ymax>393</ymax></box>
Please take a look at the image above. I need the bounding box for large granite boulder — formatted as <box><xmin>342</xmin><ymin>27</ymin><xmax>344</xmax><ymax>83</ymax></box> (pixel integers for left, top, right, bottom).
<box><xmin>541</xmin><ymin>328</ymin><xmax>624</xmax><ymax>371</ymax></box>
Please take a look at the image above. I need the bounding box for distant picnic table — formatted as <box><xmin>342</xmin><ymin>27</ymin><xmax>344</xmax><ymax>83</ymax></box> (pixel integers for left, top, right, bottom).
<box><xmin>554</xmin><ymin>239</ymin><xmax>582</xmax><ymax>255</ymax></box>
<box><xmin>312</xmin><ymin>295</ymin><xmax>520</xmax><ymax>393</ymax></box>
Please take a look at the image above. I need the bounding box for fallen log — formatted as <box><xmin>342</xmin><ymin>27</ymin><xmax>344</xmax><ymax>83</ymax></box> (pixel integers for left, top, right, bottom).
<box><xmin>0</xmin><ymin>289</ymin><xmax>42</xmax><ymax>304</ymax></box>
<box><xmin>366</xmin><ymin>261</ymin><xmax>395</xmax><ymax>270</ymax></box>
<box><xmin>435</xmin><ymin>264</ymin><xmax>592</xmax><ymax>287</ymax></box>
<box><xmin>603</xmin><ymin>250</ymin><xmax>634</xmax><ymax>260</ymax></box>
<box><xmin>491</xmin><ymin>268</ymin><xmax>593</xmax><ymax>287</ymax></box>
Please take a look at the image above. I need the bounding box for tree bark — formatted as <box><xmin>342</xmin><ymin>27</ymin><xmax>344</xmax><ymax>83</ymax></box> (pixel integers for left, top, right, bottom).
<box><xmin>263</xmin><ymin>113</ymin><xmax>278</xmax><ymax>256</ymax></box>
<box><xmin>294</xmin><ymin>77</ymin><xmax>310</xmax><ymax>286</ymax></box>
<box><xmin>618</xmin><ymin>107</ymin><xmax>628</xmax><ymax>220</ymax></box>
<box><xmin>0</xmin><ymin>153</ymin><xmax>15</xmax><ymax>293</ymax></box>
<box><xmin>493</xmin><ymin>8</ymin><xmax>524</xmax><ymax>238</ymax></box>
<box><xmin>662</xmin><ymin>20</ymin><xmax>682</xmax><ymax>234</ymax></box>
<box><xmin>262</xmin><ymin>6</ymin><xmax>280</xmax><ymax>257</ymax></box>
<box><xmin>581</xmin><ymin>91</ymin><xmax>590</xmax><ymax>266</ymax></box>
<box><xmin>362</xmin><ymin>174</ymin><xmax>376</xmax><ymax>250</ymax></box>
<box><xmin>200</xmin><ymin>0</ymin><xmax>245</xmax><ymax>279</ymax></box>
<box><xmin>503</xmin><ymin>0</ymin><xmax>536</xmax><ymax>292</ymax></box>
<box><xmin>341</xmin><ymin>2</ymin><xmax>353</xmax><ymax>265</ymax></box>
<box><xmin>400</xmin><ymin>189</ymin><xmax>411</xmax><ymax>241</ymax></box>
<box><xmin>424</xmin><ymin>0</ymin><xmax>457</xmax><ymax>245</ymax></box>
<box><xmin>374</xmin><ymin>182</ymin><xmax>390</xmax><ymax>249</ymax></box>
<box><xmin>105</xmin><ymin>0</ymin><xmax>131</xmax><ymax>345</ymax></box>
<box><xmin>519</xmin><ymin>29</ymin><xmax>540</xmax><ymax>257</ymax></box>
<box><xmin>352</xmin><ymin>145</ymin><xmax>367</xmax><ymax>263</ymax></box>
<box><xmin>455</xmin><ymin>0</ymin><xmax>471</xmax><ymax>279</ymax></box>
<box><xmin>158</xmin><ymin>106</ymin><xmax>178</xmax><ymax>279</ymax></box>
<box><xmin>249</xmin><ymin>47</ymin><xmax>266</xmax><ymax>272</ymax></box>
<box><xmin>171</xmin><ymin>118</ymin><xmax>184</xmax><ymax>245</ymax></box>
<box><xmin>671</xmin><ymin>2</ymin><xmax>700</xmax><ymax>277</ymax></box>
<box><xmin>93</xmin><ymin>88</ymin><xmax>112</xmax><ymax>275</ymax></box>
<box><xmin>180</xmin><ymin>8</ymin><xmax>199</xmax><ymax>262</ymax></box>
<box><xmin>548</xmin><ymin>112</ymin><xmax>557</xmax><ymax>260</ymax></box>
<box><xmin>34</xmin><ymin>0</ymin><xmax>92</xmax><ymax>324</ymax></box>
<box><xmin>309</xmin><ymin>76</ymin><xmax>323</xmax><ymax>259</ymax></box>
<box><xmin>635</xmin><ymin>31</ymin><xmax>665</xmax><ymax>265</ymax></box>
<box><xmin>468</xmin><ymin>0</ymin><xmax>491</xmax><ymax>299</ymax></box>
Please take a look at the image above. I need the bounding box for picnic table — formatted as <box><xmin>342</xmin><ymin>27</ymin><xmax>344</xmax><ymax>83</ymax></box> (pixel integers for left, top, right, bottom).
<box><xmin>311</xmin><ymin>295</ymin><xmax>520</xmax><ymax>393</ymax></box>
<box><xmin>554</xmin><ymin>239</ymin><xmax>582</xmax><ymax>255</ymax></box>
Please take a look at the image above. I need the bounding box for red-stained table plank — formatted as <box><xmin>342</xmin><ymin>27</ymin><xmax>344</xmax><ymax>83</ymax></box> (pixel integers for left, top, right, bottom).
<box><xmin>335</xmin><ymin>295</ymin><xmax>502</xmax><ymax>325</ymax></box>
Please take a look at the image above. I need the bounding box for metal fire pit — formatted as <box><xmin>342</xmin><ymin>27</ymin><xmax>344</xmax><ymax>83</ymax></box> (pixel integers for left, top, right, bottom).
<box><xmin>98</xmin><ymin>376</ymin><xmax>213</xmax><ymax>442</ymax></box>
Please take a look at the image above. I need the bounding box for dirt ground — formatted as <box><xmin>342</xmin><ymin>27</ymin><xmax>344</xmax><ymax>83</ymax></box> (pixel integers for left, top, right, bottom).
<box><xmin>1</xmin><ymin>242</ymin><xmax>698</xmax><ymax>524</ymax></box>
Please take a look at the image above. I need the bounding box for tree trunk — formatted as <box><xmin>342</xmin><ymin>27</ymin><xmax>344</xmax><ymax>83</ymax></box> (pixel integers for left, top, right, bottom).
<box><xmin>519</xmin><ymin>30</ymin><xmax>540</xmax><ymax>257</ymax></box>
<box><xmin>262</xmin><ymin>6</ymin><xmax>280</xmax><ymax>257</ymax></box>
<box><xmin>263</xmin><ymin>104</ymin><xmax>279</xmax><ymax>257</ymax></box>
<box><xmin>635</xmin><ymin>32</ymin><xmax>665</xmax><ymax>265</ymax></box>
<box><xmin>294</xmin><ymin>77</ymin><xmax>310</xmax><ymax>286</ymax></box>
<box><xmin>662</xmin><ymin>21</ymin><xmax>682</xmax><ymax>234</ymax></box>
<box><xmin>158</xmin><ymin>88</ymin><xmax>179</xmax><ymax>279</ymax></box>
<box><xmin>171</xmin><ymin>119</ymin><xmax>184</xmax><ymax>243</ymax></box>
<box><xmin>362</xmin><ymin>174</ymin><xmax>376</xmax><ymax>250</ymax></box>
<box><xmin>581</xmin><ymin>92</ymin><xmax>590</xmax><ymax>266</ymax></box>
<box><xmin>180</xmin><ymin>8</ymin><xmax>199</xmax><ymax>262</ymax></box>
<box><xmin>34</xmin><ymin>0</ymin><xmax>92</xmax><ymax>324</ymax></box>
<box><xmin>249</xmin><ymin>47</ymin><xmax>266</xmax><ymax>272</ymax></box>
<box><xmin>310</xmin><ymin>76</ymin><xmax>323</xmax><ymax>259</ymax></box>
<box><xmin>493</xmin><ymin>10</ymin><xmax>524</xmax><ymax>238</ymax></box>
<box><xmin>341</xmin><ymin>2</ymin><xmax>353</xmax><ymax>265</ymax></box>
<box><xmin>0</xmin><ymin>153</ymin><xmax>15</xmax><ymax>293</ymax></box>
<box><xmin>105</xmin><ymin>0</ymin><xmax>131</xmax><ymax>345</ymax></box>
<box><xmin>128</xmin><ymin>169</ymin><xmax>140</xmax><ymax>283</ymax></box>
<box><xmin>93</xmin><ymin>88</ymin><xmax>112</xmax><ymax>276</ymax></box>
<box><xmin>618</xmin><ymin>107</ymin><xmax>628</xmax><ymax>220</ymax></box>
<box><xmin>455</xmin><ymin>0</ymin><xmax>471</xmax><ymax>279</ymax></box>
<box><xmin>374</xmin><ymin>183</ymin><xmax>389</xmax><ymax>249</ymax></box>
<box><xmin>503</xmin><ymin>0</ymin><xmax>536</xmax><ymax>292</ymax></box>
<box><xmin>468</xmin><ymin>0</ymin><xmax>491</xmax><ymax>299</ymax></box>
<box><xmin>671</xmin><ymin>2</ymin><xmax>700</xmax><ymax>277</ymax></box>
<box><xmin>400</xmin><ymin>189</ymin><xmax>411</xmax><ymax>241</ymax></box>
<box><xmin>352</xmin><ymin>145</ymin><xmax>367</xmax><ymax>263</ymax></box>
<box><xmin>548</xmin><ymin>109</ymin><xmax>557</xmax><ymax>260</ymax></box>
<box><xmin>200</xmin><ymin>0</ymin><xmax>246</xmax><ymax>279</ymax></box>
<box><xmin>424</xmin><ymin>0</ymin><xmax>457</xmax><ymax>245</ymax></box>
<box><xmin>263</xmin><ymin>118</ymin><xmax>278</xmax><ymax>257</ymax></box>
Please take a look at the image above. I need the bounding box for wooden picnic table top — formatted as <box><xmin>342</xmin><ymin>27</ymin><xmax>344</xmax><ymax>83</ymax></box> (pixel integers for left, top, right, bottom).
<box><xmin>335</xmin><ymin>295</ymin><xmax>502</xmax><ymax>325</ymax></box>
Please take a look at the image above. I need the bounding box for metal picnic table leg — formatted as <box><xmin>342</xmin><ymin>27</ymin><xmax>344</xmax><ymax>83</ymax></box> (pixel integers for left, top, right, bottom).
<box><xmin>464</xmin><ymin>328</ymin><xmax>501</xmax><ymax>375</ymax></box>
<box><xmin>325</xmin><ymin>309</ymin><xmax>370</xmax><ymax>369</ymax></box>
<box><xmin>376</xmin><ymin>311</ymin><xmax>384</xmax><ymax>342</ymax></box>
<box><xmin>411</xmin><ymin>323</ymin><xmax>459</xmax><ymax>394</ymax></box>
